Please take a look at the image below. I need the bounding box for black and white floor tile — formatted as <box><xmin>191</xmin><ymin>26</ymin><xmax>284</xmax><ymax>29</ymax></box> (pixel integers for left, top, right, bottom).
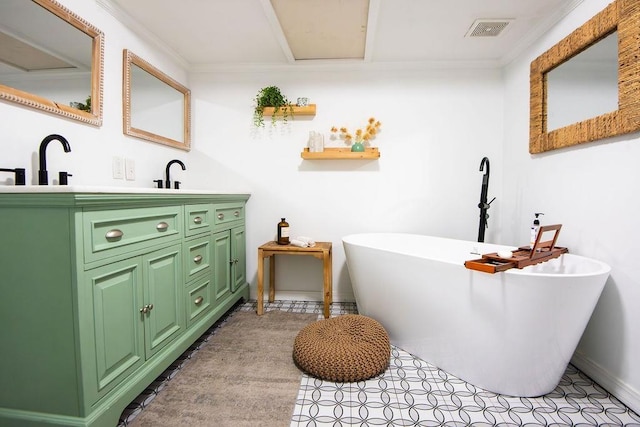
<box><xmin>292</xmin><ymin>347</ymin><xmax>640</xmax><ymax>426</ymax></box>
<box><xmin>120</xmin><ymin>300</ymin><xmax>640</xmax><ymax>427</ymax></box>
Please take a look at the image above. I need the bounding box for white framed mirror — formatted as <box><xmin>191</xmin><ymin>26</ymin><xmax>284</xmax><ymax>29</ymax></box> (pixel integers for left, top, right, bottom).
<box><xmin>0</xmin><ymin>0</ymin><xmax>104</xmax><ymax>126</ymax></box>
<box><xmin>123</xmin><ymin>49</ymin><xmax>191</xmax><ymax>151</ymax></box>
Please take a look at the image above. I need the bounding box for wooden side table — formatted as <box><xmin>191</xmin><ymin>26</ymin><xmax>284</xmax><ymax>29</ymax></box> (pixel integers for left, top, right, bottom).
<box><xmin>257</xmin><ymin>241</ymin><xmax>333</xmax><ymax>318</ymax></box>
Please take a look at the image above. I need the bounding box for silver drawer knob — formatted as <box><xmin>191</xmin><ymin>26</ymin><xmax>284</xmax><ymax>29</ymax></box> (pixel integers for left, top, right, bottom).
<box><xmin>194</xmin><ymin>296</ymin><xmax>204</xmax><ymax>305</ymax></box>
<box><xmin>105</xmin><ymin>229</ymin><xmax>123</xmax><ymax>240</ymax></box>
<box><xmin>193</xmin><ymin>255</ymin><xmax>203</xmax><ymax>263</ymax></box>
<box><xmin>217</xmin><ymin>213</ymin><xmax>224</xmax><ymax>220</ymax></box>
<box><xmin>140</xmin><ymin>304</ymin><xmax>153</xmax><ymax>313</ymax></box>
<box><xmin>156</xmin><ymin>222</ymin><xmax>169</xmax><ymax>231</ymax></box>
<box><xmin>234</xmin><ymin>210</ymin><xmax>240</xmax><ymax>217</ymax></box>
<box><xmin>193</xmin><ymin>216</ymin><xmax>202</xmax><ymax>224</ymax></box>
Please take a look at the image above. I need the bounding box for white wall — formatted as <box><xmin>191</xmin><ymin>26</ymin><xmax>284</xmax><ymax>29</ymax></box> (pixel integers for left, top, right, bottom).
<box><xmin>3</xmin><ymin>0</ymin><xmax>637</xmax><ymax>415</ymax></box>
<box><xmin>190</xmin><ymin>67</ymin><xmax>504</xmax><ymax>301</ymax></box>
<box><xmin>503</xmin><ymin>0</ymin><xmax>640</xmax><ymax>413</ymax></box>
<box><xmin>1</xmin><ymin>0</ymin><xmax>192</xmax><ymax>189</ymax></box>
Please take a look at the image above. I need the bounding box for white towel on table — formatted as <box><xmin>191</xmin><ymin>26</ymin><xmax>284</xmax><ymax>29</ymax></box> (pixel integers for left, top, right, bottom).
<box><xmin>290</xmin><ymin>238</ymin><xmax>308</xmax><ymax>247</ymax></box>
<box><xmin>296</xmin><ymin>236</ymin><xmax>316</xmax><ymax>247</ymax></box>
<box><xmin>290</xmin><ymin>236</ymin><xmax>316</xmax><ymax>247</ymax></box>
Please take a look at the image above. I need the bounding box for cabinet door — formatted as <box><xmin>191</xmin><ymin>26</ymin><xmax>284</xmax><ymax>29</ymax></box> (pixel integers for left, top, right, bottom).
<box><xmin>86</xmin><ymin>258</ymin><xmax>145</xmax><ymax>404</ymax></box>
<box><xmin>212</xmin><ymin>230</ymin><xmax>231</xmax><ymax>302</ymax></box>
<box><xmin>143</xmin><ymin>244</ymin><xmax>184</xmax><ymax>358</ymax></box>
<box><xmin>230</xmin><ymin>226</ymin><xmax>246</xmax><ymax>292</ymax></box>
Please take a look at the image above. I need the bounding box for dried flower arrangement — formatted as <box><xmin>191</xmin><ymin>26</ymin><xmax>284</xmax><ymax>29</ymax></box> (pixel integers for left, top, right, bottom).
<box><xmin>330</xmin><ymin>117</ymin><xmax>382</xmax><ymax>145</ymax></box>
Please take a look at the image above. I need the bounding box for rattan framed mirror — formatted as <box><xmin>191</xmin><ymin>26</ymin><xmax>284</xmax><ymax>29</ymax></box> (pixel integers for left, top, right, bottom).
<box><xmin>529</xmin><ymin>0</ymin><xmax>640</xmax><ymax>154</ymax></box>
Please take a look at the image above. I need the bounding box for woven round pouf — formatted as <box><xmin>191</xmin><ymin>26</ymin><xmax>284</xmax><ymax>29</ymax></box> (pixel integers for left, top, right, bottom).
<box><xmin>292</xmin><ymin>314</ymin><xmax>390</xmax><ymax>382</ymax></box>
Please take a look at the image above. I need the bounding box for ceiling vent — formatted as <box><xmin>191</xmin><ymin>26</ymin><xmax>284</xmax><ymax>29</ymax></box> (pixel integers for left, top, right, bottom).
<box><xmin>466</xmin><ymin>19</ymin><xmax>513</xmax><ymax>38</ymax></box>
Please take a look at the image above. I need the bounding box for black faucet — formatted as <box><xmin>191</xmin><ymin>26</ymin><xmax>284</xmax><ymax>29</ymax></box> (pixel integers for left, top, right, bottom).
<box><xmin>477</xmin><ymin>157</ymin><xmax>495</xmax><ymax>243</ymax></box>
<box><xmin>165</xmin><ymin>159</ymin><xmax>186</xmax><ymax>189</ymax></box>
<box><xmin>0</xmin><ymin>167</ymin><xmax>26</xmax><ymax>185</ymax></box>
<box><xmin>38</xmin><ymin>134</ymin><xmax>71</xmax><ymax>185</ymax></box>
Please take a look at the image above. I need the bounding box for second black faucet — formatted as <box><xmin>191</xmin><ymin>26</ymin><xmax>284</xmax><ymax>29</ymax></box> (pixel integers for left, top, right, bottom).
<box><xmin>160</xmin><ymin>159</ymin><xmax>186</xmax><ymax>189</ymax></box>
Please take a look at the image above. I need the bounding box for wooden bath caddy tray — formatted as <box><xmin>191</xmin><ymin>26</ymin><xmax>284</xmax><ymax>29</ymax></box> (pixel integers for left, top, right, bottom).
<box><xmin>464</xmin><ymin>224</ymin><xmax>568</xmax><ymax>273</ymax></box>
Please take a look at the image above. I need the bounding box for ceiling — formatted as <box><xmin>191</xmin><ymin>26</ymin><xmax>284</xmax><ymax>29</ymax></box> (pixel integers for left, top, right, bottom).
<box><xmin>104</xmin><ymin>0</ymin><xmax>582</xmax><ymax>70</ymax></box>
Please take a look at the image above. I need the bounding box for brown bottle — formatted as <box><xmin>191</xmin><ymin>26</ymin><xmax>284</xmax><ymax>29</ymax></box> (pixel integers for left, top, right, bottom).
<box><xmin>277</xmin><ymin>218</ymin><xmax>290</xmax><ymax>245</ymax></box>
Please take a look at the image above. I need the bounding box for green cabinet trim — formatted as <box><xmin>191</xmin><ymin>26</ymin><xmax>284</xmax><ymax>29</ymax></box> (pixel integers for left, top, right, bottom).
<box><xmin>0</xmin><ymin>192</ymin><xmax>249</xmax><ymax>427</ymax></box>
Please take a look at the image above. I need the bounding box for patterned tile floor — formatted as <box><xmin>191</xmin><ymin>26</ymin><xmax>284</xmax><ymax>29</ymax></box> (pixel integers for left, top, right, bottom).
<box><xmin>120</xmin><ymin>300</ymin><xmax>640</xmax><ymax>426</ymax></box>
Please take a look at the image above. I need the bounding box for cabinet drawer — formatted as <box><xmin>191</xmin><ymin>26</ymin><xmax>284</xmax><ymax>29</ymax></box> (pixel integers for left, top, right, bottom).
<box><xmin>185</xmin><ymin>204</ymin><xmax>213</xmax><ymax>237</ymax></box>
<box><xmin>84</xmin><ymin>206</ymin><xmax>182</xmax><ymax>263</ymax></box>
<box><xmin>214</xmin><ymin>204</ymin><xmax>244</xmax><ymax>226</ymax></box>
<box><xmin>185</xmin><ymin>278</ymin><xmax>213</xmax><ymax>327</ymax></box>
<box><xmin>184</xmin><ymin>235</ymin><xmax>211</xmax><ymax>282</ymax></box>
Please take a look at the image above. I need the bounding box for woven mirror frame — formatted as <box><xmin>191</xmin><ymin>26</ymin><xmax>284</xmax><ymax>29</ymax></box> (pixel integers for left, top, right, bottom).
<box><xmin>529</xmin><ymin>0</ymin><xmax>640</xmax><ymax>154</ymax></box>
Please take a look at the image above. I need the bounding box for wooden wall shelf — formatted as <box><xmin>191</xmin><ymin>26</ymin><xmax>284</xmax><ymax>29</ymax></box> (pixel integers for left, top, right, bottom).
<box><xmin>262</xmin><ymin>104</ymin><xmax>316</xmax><ymax>117</ymax></box>
<box><xmin>301</xmin><ymin>147</ymin><xmax>380</xmax><ymax>160</ymax></box>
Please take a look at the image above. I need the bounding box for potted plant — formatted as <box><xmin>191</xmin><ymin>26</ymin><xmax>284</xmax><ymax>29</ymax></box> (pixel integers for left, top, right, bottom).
<box><xmin>253</xmin><ymin>86</ymin><xmax>294</xmax><ymax>127</ymax></box>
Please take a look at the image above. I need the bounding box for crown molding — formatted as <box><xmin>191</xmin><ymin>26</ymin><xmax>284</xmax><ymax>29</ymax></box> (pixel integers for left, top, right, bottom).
<box><xmin>499</xmin><ymin>0</ymin><xmax>585</xmax><ymax>66</ymax></box>
<box><xmin>95</xmin><ymin>0</ymin><xmax>189</xmax><ymax>69</ymax></box>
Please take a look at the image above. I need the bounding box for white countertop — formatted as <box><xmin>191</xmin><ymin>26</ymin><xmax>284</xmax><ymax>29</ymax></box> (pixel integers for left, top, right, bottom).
<box><xmin>0</xmin><ymin>185</ymin><xmax>250</xmax><ymax>195</ymax></box>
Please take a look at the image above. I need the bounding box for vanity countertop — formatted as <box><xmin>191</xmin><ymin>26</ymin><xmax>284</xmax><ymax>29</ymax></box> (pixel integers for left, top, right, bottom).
<box><xmin>0</xmin><ymin>186</ymin><xmax>251</xmax><ymax>207</ymax></box>
<box><xmin>0</xmin><ymin>185</ymin><xmax>250</xmax><ymax>195</ymax></box>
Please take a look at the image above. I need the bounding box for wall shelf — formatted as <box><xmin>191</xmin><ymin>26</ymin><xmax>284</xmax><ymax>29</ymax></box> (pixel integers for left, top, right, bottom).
<box><xmin>262</xmin><ymin>104</ymin><xmax>316</xmax><ymax>117</ymax></box>
<box><xmin>301</xmin><ymin>147</ymin><xmax>380</xmax><ymax>160</ymax></box>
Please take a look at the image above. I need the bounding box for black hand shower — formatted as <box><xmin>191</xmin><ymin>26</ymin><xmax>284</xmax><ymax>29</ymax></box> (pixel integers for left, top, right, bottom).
<box><xmin>477</xmin><ymin>157</ymin><xmax>495</xmax><ymax>242</ymax></box>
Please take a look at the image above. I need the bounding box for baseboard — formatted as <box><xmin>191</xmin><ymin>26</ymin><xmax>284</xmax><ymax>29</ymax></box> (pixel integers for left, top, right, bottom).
<box><xmin>572</xmin><ymin>350</ymin><xmax>640</xmax><ymax>415</ymax></box>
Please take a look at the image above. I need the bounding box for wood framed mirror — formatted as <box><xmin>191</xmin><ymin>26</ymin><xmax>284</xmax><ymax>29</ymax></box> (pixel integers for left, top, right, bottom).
<box><xmin>529</xmin><ymin>0</ymin><xmax>640</xmax><ymax>154</ymax></box>
<box><xmin>0</xmin><ymin>0</ymin><xmax>104</xmax><ymax>126</ymax></box>
<box><xmin>123</xmin><ymin>49</ymin><xmax>191</xmax><ymax>151</ymax></box>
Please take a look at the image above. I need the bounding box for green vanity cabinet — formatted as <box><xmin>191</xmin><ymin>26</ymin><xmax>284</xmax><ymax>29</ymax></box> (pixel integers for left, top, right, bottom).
<box><xmin>83</xmin><ymin>244</ymin><xmax>184</xmax><ymax>405</ymax></box>
<box><xmin>0</xmin><ymin>191</ymin><xmax>250</xmax><ymax>427</ymax></box>
<box><xmin>231</xmin><ymin>225</ymin><xmax>247</xmax><ymax>292</ymax></box>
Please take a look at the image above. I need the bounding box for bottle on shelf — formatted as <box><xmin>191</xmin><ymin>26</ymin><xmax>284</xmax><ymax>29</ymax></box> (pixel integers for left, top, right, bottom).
<box><xmin>277</xmin><ymin>218</ymin><xmax>290</xmax><ymax>245</ymax></box>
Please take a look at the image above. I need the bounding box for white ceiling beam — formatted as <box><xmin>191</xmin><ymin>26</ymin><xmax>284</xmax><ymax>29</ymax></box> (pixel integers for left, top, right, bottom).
<box><xmin>364</xmin><ymin>0</ymin><xmax>381</xmax><ymax>62</ymax></box>
<box><xmin>258</xmin><ymin>0</ymin><xmax>295</xmax><ymax>63</ymax></box>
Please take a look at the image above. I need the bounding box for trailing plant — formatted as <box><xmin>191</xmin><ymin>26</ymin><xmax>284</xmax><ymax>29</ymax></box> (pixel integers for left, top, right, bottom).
<box><xmin>253</xmin><ymin>86</ymin><xmax>294</xmax><ymax>127</ymax></box>
<box><xmin>72</xmin><ymin>95</ymin><xmax>91</xmax><ymax>112</ymax></box>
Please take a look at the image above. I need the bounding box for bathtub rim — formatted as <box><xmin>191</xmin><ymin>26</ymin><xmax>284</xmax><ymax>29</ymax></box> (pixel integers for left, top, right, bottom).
<box><xmin>342</xmin><ymin>232</ymin><xmax>611</xmax><ymax>278</ymax></box>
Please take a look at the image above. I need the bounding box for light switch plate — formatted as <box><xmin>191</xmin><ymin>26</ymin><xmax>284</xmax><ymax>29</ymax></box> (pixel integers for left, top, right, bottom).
<box><xmin>125</xmin><ymin>158</ymin><xmax>135</xmax><ymax>181</ymax></box>
<box><xmin>112</xmin><ymin>157</ymin><xmax>124</xmax><ymax>179</ymax></box>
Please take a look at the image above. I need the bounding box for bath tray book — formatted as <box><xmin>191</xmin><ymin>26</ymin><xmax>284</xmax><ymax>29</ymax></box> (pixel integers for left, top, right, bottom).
<box><xmin>465</xmin><ymin>224</ymin><xmax>568</xmax><ymax>273</ymax></box>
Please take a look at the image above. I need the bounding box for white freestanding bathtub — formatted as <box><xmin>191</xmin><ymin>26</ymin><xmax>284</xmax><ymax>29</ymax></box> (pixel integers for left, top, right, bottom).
<box><xmin>342</xmin><ymin>233</ymin><xmax>610</xmax><ymax>397</ymax></box>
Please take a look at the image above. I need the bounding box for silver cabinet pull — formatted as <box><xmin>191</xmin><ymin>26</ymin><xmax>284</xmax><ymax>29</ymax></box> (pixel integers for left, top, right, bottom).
<box><xmin>140</xmin><ymin>304</ymin><xmax>153</xmax><ymax>313</ymax></box>
<box><xmin>156</xmin><ymin>222</ymin><xmax>169</xmax><ymax>231</ymax></box>
<box><xmin>105</xmin><ymin>229</ymin><xmax>123</xmax><ymax>240</ymax></box>
<box><xmin>193</xmin><ymin>255</ymin><xmax>203</xmax><ymax>263</ymax></box>
<box><xmin>217</xmin><ymin>213</ymin><xmax>224</xmax><ymax>220</ymax></box>
<box><xmin>194</xmin><ymin>296</ymin><xmax>204</xmax><ymax>305</ymax></box>
<box><xmin>234</xmin><ymin>210</ymin><xmax>240</xmax><ymax>217</ymax></box>
<box><xmin>193</xmin><ymin>216</ymin><xmax>202</xmax><ymax>224</ymax></box>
